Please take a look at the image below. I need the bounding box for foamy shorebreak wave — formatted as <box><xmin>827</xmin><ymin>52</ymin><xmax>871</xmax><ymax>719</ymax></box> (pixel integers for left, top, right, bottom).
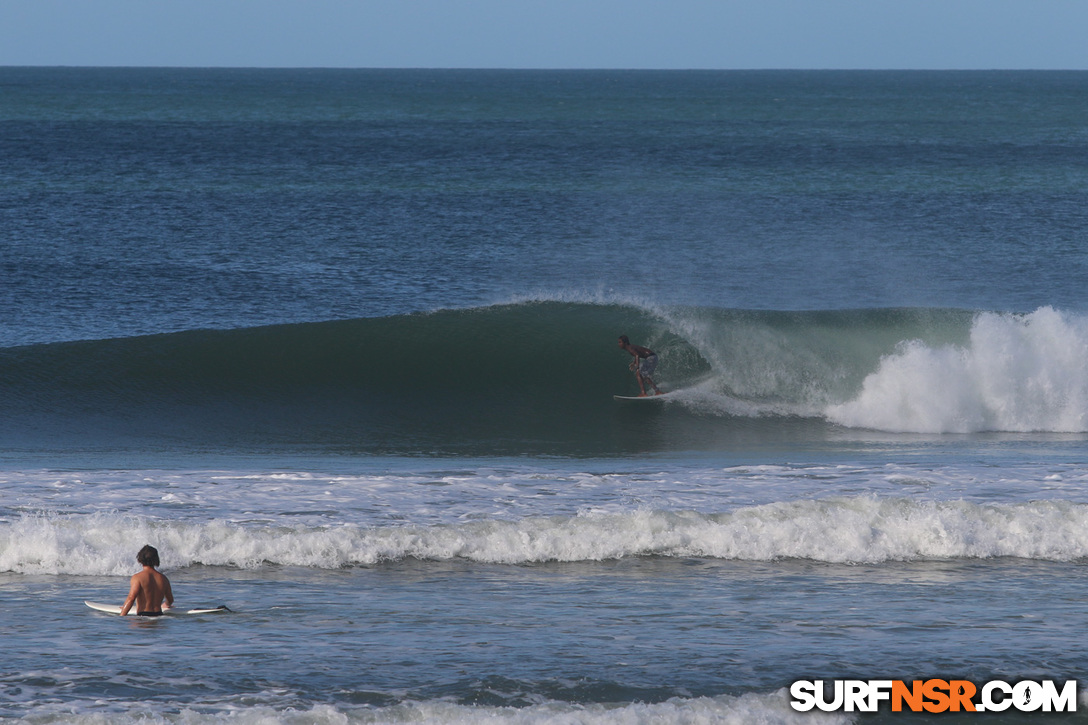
<box><xmin>826</xmin><ymin>307</ymin><xmax>1088</xmax><ymax>433</ymax></box>
<box><xmin>7</xmin><ymin>496</ymin><xmax>1088</xmax><ymax>574</ymax></box>
<box><xmin>12</xmin><ymin>691</ymin><xmax>851</xmax><ymax>725</ymax></box>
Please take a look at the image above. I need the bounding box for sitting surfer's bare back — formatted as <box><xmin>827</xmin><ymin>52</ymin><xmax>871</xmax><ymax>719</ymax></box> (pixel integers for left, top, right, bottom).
<box><xmin>120</xmin><ymin>544</ymin><xmax>174</xmax><ymax>616</ymax></box>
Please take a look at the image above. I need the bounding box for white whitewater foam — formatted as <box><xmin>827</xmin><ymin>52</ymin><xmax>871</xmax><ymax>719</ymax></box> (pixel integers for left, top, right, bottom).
<box><xmin>13</xmin><ymin>691</ymin><xmax>852</xmax><ymax>725</ymax></box>
<box><xmin>7</xmin><ymin>496</ymin><xmax>1088</xmax><ymax>574</ymax></box>
<box><xmin>827</xmin><ymin>307</ymin><xmax>1088</xmax><ymax>433</ymax></box>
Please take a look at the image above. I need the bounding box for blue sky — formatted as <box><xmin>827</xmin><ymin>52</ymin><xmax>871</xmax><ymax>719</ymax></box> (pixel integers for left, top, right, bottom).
<box><xmin>1</xmin><ymin>0</ymin><xmax>1086</xmax><ymax>69</ymax></box>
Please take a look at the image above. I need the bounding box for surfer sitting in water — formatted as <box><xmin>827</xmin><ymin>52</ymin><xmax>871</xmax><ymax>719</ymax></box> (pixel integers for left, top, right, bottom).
<box><xmin>618</xmin><ymin>335</ymin><xmax>662</xmax><ymax>396</ymax></box>
<box><xmin>120</xmin><ymin>545</ymin><xmax>174</xmax><ymax>617</ymax></box>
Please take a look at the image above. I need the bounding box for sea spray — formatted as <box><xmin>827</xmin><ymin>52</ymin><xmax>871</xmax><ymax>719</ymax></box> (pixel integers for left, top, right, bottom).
<box><xmin>827</xmin><ymin>307</ymin><xmax>1088</xmax><ymax>433</ymax></box>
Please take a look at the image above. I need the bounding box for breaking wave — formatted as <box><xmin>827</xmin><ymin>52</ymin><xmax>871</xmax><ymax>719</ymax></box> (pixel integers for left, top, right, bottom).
<box><xmin>7</xmin><ymin>496</ymin><xmax>1088</xmax><ymax>575</ymax></box>
<box><xmin>0</xmin><ymin>301</ymin><xmax>1083</xmax><ymax>454</ymax></box>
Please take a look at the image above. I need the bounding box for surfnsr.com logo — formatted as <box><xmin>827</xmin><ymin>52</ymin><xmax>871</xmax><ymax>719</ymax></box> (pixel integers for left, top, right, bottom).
<box><xmin>790</xmin><ymin>679</ymin><xmax>1077</xmax><ymax>713</ymax></box>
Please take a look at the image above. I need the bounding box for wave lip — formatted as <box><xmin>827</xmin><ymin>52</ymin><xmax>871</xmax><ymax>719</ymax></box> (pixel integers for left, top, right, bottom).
<box><xmin>7</xmin><ymin>496</ymin><xmax>1088</xmax><ymax>575</ymax></box>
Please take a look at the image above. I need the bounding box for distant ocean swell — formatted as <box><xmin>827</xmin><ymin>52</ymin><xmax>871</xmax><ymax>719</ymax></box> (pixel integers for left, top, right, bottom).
<box><xmin>7</xmin><ymin>496</ymin><xmax>1088</xmax><ymax>574</ymax></box>
<box><xmin>0</xmin><ymin>302</ymin><xmax>1084</xmax><ymax>454</ymax></box>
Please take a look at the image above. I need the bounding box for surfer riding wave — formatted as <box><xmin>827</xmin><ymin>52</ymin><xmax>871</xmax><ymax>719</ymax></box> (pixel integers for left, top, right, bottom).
<box><xmin>618</xmin><ymin>335</ymin><xmax>662</xmax><ymax>396</ymax></box>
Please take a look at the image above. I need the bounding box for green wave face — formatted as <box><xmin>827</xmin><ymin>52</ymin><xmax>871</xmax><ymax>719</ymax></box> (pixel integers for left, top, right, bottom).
<box><xmin>0</xmin><ymin>303</ymin><xmax>992</xmax><ymax>455</ymax></box>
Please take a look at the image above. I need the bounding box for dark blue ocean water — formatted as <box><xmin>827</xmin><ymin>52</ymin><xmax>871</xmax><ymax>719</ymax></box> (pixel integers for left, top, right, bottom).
<box><xmin>4</xmin><ymin>68</ymin><xmax>1087</xmax><ymax>349</ymax></box>
<box><xmin>2</xmin><ymin>68</ymin><xmax>1088</xmax><ymax>723</ymax></box>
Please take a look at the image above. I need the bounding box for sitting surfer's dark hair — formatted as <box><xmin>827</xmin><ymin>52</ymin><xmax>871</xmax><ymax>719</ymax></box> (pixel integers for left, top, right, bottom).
<box><xmin>137</xmin><ymin>544</ymin><xmax>160</xmax><ymax>567</ymax></box>
<box><xmin>618</xmin><ymin>335</ymin><xmax>630</xmax><ymax>344</ymax></box>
